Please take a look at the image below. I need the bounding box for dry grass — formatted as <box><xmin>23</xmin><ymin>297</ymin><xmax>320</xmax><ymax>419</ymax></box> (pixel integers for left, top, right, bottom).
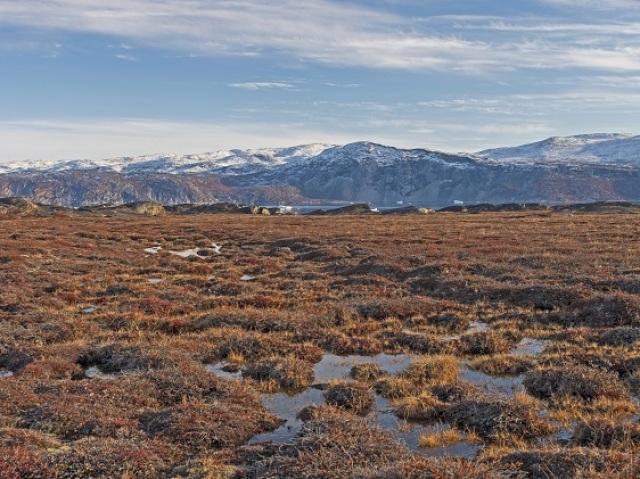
<box><xmin>2</xmin><ymin>211</ymin><xmax>640</xmax><ymax>476</ymax></box>
<box><xmin>524</xmin><ymin>365</ymin><xmax>629</xmax><ymax>401</ymax></box>
<box><xmin>418</xmin><ymin>428</ymin><xmax>464</xmax><ymax>448</ymax></box>
<box><xmin>471</xmin><ymin>354</ymin><xmax>537</xmax><ymax>377</ymax></box>
<box><xmin>324</xmin><ymin>381</ymin><xmax>375</xmax><ymax>415</ymax></box>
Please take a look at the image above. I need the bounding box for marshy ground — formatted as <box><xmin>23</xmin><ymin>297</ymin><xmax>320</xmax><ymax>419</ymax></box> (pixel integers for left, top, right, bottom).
<box><xmin>1</xmin><ymin>211</ymin><xmax>640</xmax><ymax>478</ymax></box>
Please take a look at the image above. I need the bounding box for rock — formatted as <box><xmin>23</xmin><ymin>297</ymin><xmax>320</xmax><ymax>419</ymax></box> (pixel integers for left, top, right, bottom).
<box><xmin>382</xmin><ymin>206</ymin><xmax>434</xmax><ymax>215</ymax></box>
<box><xmin>117</xmin><ymin>201</ymin><xmax>166</xmax><ymax>216</ymax></box>
<box><xmin>0</xmin><ymin>197</ymin><xmax>41</xmax><ymax>214</ymax></box>
<box><xmin>307</xmin><ymin>204</ymin><xmax>373</xmax><ymax>216</ymax></box>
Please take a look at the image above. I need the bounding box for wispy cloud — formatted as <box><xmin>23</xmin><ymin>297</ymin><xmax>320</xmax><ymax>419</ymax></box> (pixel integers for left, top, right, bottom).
<box><xmin>540</xmin><ymin>0</ymin><xmax>640</xmax><ymax>9</ymax></box>
<box><xmin>2</xmin><ymin>0</ymin><xmax>640</xmax><ymax>73</ymax></box>
<box><xmin>228</xmin><ymin>82</ymin><xmax>296</xmax><ymax>91</ymax></box>
<box><xmin>115</xmin><ymin>54</ymin><xmax>137</xmax><ymax>61</ymax></box>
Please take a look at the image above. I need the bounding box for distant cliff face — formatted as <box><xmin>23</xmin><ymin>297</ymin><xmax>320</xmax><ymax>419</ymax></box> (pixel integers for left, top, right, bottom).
<box><xmin>1</xmin><ymin>137</ymin><xmax>639</xmax><ymax>207</ymax></box>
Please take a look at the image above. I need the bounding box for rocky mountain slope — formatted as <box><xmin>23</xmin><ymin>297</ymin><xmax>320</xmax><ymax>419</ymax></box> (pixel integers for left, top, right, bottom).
<box><xmin>0</xmin><ymin>135</ymin><xmax>639</xmax><ymax>207</ymax></box>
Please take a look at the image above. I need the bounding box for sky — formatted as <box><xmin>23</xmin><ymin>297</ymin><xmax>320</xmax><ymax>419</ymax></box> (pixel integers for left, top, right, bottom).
<box><xmin>1</xmin><ymin>0</ymin><xmax>640</xmax><ymax>163</ymax></box>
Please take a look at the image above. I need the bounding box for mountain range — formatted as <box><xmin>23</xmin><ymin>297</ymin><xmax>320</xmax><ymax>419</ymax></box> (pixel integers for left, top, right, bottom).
<box><xmin>0</xmin><ymin>133</ymin><xmax>638</xmax><ymax>207</ymax></box>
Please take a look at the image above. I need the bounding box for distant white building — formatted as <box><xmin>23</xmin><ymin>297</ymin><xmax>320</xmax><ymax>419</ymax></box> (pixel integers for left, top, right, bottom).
<box><xmin>454</xmin><ymin>200</ymin><xmax>464</xmax><ymax>205</ymax></box>
<box><xmin>397</xmin><ymin>200</ymin><xmax>404</xmax><ymax>205</ymax></box>
<box><xmin>278</xmin><ymin>205</ymin><xmax>293</xmax><ymax>214</ymax></box>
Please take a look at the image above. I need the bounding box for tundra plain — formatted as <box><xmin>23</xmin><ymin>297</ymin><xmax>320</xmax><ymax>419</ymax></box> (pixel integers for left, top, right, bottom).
<box><xmin>1</xmin><ymin>211</ymin><xmax>640</xmax><ymax>478</ymax></box>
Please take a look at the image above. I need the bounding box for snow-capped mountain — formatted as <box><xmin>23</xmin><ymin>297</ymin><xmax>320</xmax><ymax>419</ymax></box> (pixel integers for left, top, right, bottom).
<box><xmin>0</xmin><ymin>143</ymin><xmax>334</xmax><ymax>175</ymax></box>
<box><xmin>1</xmin><ymin>135</ymin><xmax>639</xmax><ymax>207</ymax></box>
<box><xmin>477</xmin><ymin>133</ymin><xmax>640</xmax><ymax>166</ymax></box>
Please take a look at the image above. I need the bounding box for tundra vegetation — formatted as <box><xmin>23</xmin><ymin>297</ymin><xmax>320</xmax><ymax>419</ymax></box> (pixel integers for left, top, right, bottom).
<box><xmin>1</xmin><ymin>210</ymin><xmax>640</xmax><ymax>478</ymax></box>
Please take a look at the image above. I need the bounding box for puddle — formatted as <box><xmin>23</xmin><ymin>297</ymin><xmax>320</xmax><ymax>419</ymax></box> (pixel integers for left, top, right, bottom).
<box><xmin>205</xmin><ymin>362</ymin><xmax>243</xmax><ymax>380</ymax></box>
<box><xmin>148</xmin><ymin>278</ymin><xmax>164</xmax><ymax>284</ymax></box>
<box><xmin>0</xmin><ymin>369</ymin><xmax>14</xmax><ymax>379</ymax></box>
<box><xmin>82</xmin><ymin>306</ymin><xmax>95</xmax><ymax>314</ymax></box>
<box><xmin>251</xmin><ymin>388</ymin><xmax>479</xmax><ymax>456</ymax></box>
<box><xmin>460</xmin><ymin>365</ymin><xmax>524</xmax><ymax>397</ymax></box>
<box><xmin>248</xmin><ymin>388</ymin><xmax>326</xmax><ymax>444</ymax></box>
<box><xmin>313</xmin><ymin>353</ymin><xmax>412</xmax><ymax>384</ymax></box>
<box><xmin>511</xmin><ymin>338</ymin><xmax>546</xmax><ymax>356</ymax></box>
<box><xmin>144</xmin><ymin>246</ymin><xmax>162</xmax><ymax>254</ymax></box>
<box><xmin>240</xmin><ymin>275</ymin><xmax>255</xmax><ymax>282</ymax></box>
<box><xmin>211</xmin><ymin>243</ymin><xmax>222</xmax><ymax>254</ymax></box>
<box><xmin>84</xmin><ymin>366</ymin><xmax>117</xmax><ymax>380</ymax></box>
<box><xmin>208</xmin><ymin>353</ymin><xmax>478</xmax><ymax>456</ymax></box>
<box><xmin>374</xmin><ymin>394</ymin><xmax>481</xmax><ymax>456</ymax></box>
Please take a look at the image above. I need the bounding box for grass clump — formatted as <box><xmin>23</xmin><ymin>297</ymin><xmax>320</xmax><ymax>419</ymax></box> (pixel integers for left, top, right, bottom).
<box><xmin>350</xmin><ymin>363</ymin><xmax>384</xmax><ymax>382</ymax></box>
<box><xmin>595</xmin><ymin>327</ymin><xmax>640</xmax><ymax>347</ymax></box>
<box><xmin>524</xmin><ymin>365</ymin><xmax>628</xmax><ymax>401</ymax></box>
<box><xmin>500</xmin><ymin>448</ymin><xmax>639</xmax><ymax>479</ymax></box>
<box><xmin>324</xmin><ymin>381</ymin><xmax>375</xmax><ymax>415</ymax></box>
<box><xmin>77</xmin><ymin>344</ymin><xmax>169</xmax><ymax>373</ymax></box>
<box><xmin>471</xmin><ymin>354</ymin><xmax>536</xmax><ymax>376</ymax></box>
<box><xmin>572</xmin><ymin>419</ymin><xmax>640</xmax><ymax>451</ymax></box>
<box><xmin>458</xmin><ymin>331</ymin><xmax>514</xmax><ymax>356</ymax></box>
<box><xmin>442</xmin><ymin>393</ymin><xmax>555</xmax><ymax>442</ymax></box>
<box><xmin>242</xmin><ymin>355</ymin><xmax>313</xmax><ymax>391</ymax></box>
<box><xmin>395</xmin><ymin>393</ymin><xmax>444</xmax><ymax>422</ymax></box>
<box><xmin>400</xmin><ymin>355</ymin><xmax>459</xmax><ymax>386</ymax></box>
<box><xmin>236</xmin><ymin>406</ymin><xmax>411</xmax><ymax>479</ymax></box>
<box><xmin>418</xmin><ymin>428</ymin><xmax>464</xmax><ymax>449</ymax></box>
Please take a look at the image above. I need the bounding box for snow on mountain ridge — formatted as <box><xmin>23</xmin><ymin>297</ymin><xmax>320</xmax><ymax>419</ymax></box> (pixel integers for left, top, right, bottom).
<box><xmin>478</xmin><ymin>133</ymin><xmax>639</xmax><ymax>165</ymax></box>
<box><xmin>308</xmin><ymin>141</ymin><xmax>483</xmax><ymax>169</ymax></box>
<box><xmin>0</xmin><ymin>144</ymin><xmax>336</xmax><ymax>175</ymax></box>
<box><xmin>2</xmin><ymin>134</ymin><xmax>639</xmax><ymax>175</ymax></box>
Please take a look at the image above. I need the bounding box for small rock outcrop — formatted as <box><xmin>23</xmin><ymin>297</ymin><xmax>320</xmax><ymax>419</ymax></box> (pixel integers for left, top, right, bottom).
<box><xmin>306</xmin><ymin>204</ymin><xmax>373</xmax><ymax>216</ymax></box>
<box><xmin>382</xmin><ymin>206</ymin><xmax>434</xmax><ymax>215</ymax></box>
<box><xmin>0</xmin><ymin>197</ymin><xmax>41</xmax><ymax>215</ymax></box>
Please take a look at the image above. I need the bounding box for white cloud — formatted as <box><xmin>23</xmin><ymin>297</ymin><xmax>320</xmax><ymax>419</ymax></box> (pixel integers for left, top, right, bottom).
<box><xmin>540</xmin><ymin>0</ymin><xmax>640</xmax><ymax>9</ymax></box>
<box><xmin>1</xmin><ymin>0</ymin><xmax>640</xmax><ymax>73</ymax></box>
<box><xmin>228</xmin><ymin>82</ymin><xmax>296</xmax><ymax>90</ymax></box>
<box><xmin>115</xmin><ymin>54</ymin><xmax>137</xmax><ymax>61</ymax></box>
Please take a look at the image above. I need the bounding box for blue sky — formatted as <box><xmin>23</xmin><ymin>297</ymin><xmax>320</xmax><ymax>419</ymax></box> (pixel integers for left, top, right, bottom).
<box><xmin>1</xmin><ymin>0</ymin><xmax>640</xmax><ymax>163</ymax></box>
